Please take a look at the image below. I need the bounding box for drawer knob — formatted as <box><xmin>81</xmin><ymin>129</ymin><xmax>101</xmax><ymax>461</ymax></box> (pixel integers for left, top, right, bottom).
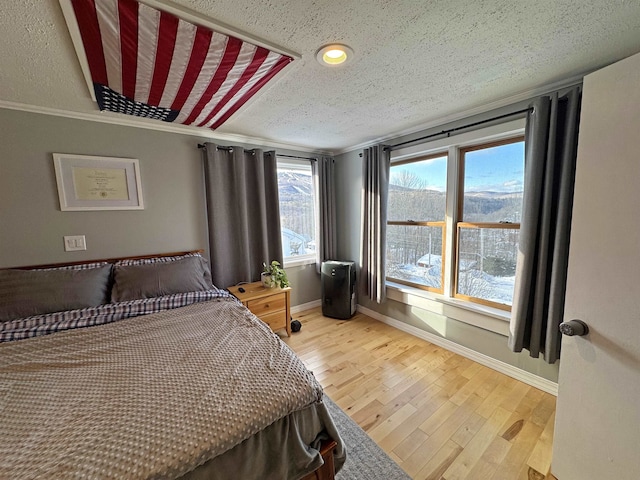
<box><xmin>265</xmin><ymin>304</ymin><xmax>269</xmax><ymax>308</ymax></box>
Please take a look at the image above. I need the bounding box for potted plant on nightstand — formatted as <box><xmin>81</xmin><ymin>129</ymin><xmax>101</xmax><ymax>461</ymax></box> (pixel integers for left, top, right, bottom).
<box><xmin>261</xmin><ymin>261</ymin><xmax>290</xmax><ymax>288</ymax></box>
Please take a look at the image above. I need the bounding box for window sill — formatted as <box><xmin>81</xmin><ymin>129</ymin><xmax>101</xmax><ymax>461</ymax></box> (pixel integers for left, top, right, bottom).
<box><xmin>283</xmin><ymin>256</ymin><xmax>316</xmax><ymax>269</ymax></box>
<box><xmin>385</xmin><ymin>281</ymin><xmax>511</xmax><ymax>336</ymax></box>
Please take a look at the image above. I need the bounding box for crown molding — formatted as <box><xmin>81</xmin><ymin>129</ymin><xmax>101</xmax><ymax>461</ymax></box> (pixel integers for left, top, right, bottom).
<box><xmin>335</xmin><ymin>73</ymin><xmax>585</xmax><ymax>156</ymax></box>
<box><xmin>0</xmin><ymin>100</ymin><xmax>323</xmax><ymax>154</ymax></box>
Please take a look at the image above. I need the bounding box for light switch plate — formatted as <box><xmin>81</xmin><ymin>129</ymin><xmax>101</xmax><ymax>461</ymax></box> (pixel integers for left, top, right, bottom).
<box><xmin>64</xmin><ymin>235</ymin><xmax>86</xmax><ymax>251</ymax></box>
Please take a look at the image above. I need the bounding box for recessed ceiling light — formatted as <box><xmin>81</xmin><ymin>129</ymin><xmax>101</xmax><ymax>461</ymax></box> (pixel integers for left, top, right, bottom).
<box><xmin>316</xmin><ymin>44</ymin><xmax>354</xmax><ymax>66</ymax></box>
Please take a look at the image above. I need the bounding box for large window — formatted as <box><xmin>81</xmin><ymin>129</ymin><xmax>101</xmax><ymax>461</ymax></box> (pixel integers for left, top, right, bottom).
<box><xmin>277</xmin><ymin>158</ymin><xmax>316</xmax><ymax>265</ymax></box>
<box><xmin>455</xmin><ymin>139</ymin><xmax>524</xmax><ymax>309</ymax></box>
<box><xmin>386</xmin><ymin>153</ymin><xmax>447</xmax><ymax>292</ymax></box>
<box><xmin>386</xmin><ymin>133</ymin><xmax>525</xmax><ymax>311</ymax></box>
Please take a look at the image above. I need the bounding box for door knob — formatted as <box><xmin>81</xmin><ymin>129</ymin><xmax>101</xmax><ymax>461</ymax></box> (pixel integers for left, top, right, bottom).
<box><xmin>559</xmin><ymin>320</ymin><xmax>589</xmax><ymax>336</ymax></box>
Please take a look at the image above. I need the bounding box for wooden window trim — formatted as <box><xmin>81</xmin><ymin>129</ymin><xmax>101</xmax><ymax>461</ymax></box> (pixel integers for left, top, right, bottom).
<box><xmin>456</xmin><ymin>222</ymin><xmax>521</xmax><ymax>229</ymax></box>
<box><xmin>387</xmin><ymin>154</ymin><xmax>448</xmax><ymax>293</ymax></box>
<box><xmin>388</xmin><ymin>221</ymin><xmax>446</xmax><ymax>227</ymax></box>
<box><xmin>452</xmin><ymin>137</ymin><xmax>524</xmax><ymax>310</ymax></box>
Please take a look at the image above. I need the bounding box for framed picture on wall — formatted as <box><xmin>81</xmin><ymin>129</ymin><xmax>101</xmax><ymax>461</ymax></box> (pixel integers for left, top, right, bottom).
<box><xmin>53</xmin><ymin>153</ymin><xmax>144</xmax><ymax>211</ymax></box>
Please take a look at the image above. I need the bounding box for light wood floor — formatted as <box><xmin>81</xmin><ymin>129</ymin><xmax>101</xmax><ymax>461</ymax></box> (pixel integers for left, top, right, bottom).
<box><xmin>283</xmin><ymin>308</ymin><xmax>557</xmax><ymax>480</ymax></box>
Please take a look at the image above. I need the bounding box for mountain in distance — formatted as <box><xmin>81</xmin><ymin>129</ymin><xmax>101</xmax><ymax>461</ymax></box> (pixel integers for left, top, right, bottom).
<box><xmin>464</xmin><ymin>190</ymin><xmax>523</xmax><ymax>199</ymax></box>
<box><xmin>277</xmin><ymin>171</ymin><xmax>313</xmax><ymax>196</ymax></box>
<box><xmin>279</xmin><ymin>174</ymin><xmax>522</xmax><ymax>219</ymax></box>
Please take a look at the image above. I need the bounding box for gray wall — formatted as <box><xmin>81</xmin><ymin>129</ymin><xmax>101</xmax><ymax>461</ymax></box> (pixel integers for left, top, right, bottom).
<box><xmin>334</xmin><ymin>106</ymin><xmax>561</xmax><ymax>382</ymax></box>
<box><xmin>0</xmin><ymin>108</ymin><xmax>319</xmax><ymax>306</ymax></box>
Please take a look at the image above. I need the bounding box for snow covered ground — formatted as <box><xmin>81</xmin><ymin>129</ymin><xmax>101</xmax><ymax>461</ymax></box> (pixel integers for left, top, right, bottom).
<box><xmin>388</xmin><ymin>263</ymin><xmax>515</xmax><ymax>305</ymax></box>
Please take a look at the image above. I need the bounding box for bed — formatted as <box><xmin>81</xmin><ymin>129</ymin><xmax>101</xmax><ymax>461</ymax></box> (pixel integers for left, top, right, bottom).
<box><xmin>0</xmin><ymin>251</ymin><xmax>345</xmax><ymax>479</ymax></box>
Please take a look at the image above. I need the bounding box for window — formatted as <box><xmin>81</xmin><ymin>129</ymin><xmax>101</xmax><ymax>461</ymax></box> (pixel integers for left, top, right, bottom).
<box><xmin>386</xmin><ymin>128</ymin><xmax>525</xmax><ymax>311</ymax></box>
<box><xmin>455</xmin><ymin>139</ymin><xmax>524</xmax><ymax>310</ymax></box>
<box><xmin>387</xmin><ymin>153</ymin><xmax>447</xmax><ymax>292</ymax></box>
<box><xmin>277</xmin><ymin>158</ymin><xmax>316</xmax><ymax>265</ymax></box>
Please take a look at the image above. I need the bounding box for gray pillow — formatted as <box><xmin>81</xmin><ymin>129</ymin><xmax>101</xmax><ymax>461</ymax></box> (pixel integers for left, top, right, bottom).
<box><xmin>0</xmin><ymin>265</ymin><xmax>112</xmax><ymax>322</ymax></box>
<box><xmin>111</xmin><ymin>255</ymin><xmax>213</xmax><ymax>302</ymax></box>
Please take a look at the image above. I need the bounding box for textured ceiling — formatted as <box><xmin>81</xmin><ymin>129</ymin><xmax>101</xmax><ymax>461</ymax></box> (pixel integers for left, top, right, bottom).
<box><xmin>1</xmin><ymin>0</ymin><xmax>640</xmax><ymax>152</ymax></box>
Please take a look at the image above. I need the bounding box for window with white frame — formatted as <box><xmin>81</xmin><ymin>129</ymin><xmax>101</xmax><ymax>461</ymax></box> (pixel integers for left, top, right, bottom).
<box><xmin>386</xmin><ymin>122</ymin><xmax>525</xmax><ymax>311</ymax></box>
<box><xmin>276</xmin><ymin>157</ymin><xmax>316</xmax><ymax>265</ymax></box>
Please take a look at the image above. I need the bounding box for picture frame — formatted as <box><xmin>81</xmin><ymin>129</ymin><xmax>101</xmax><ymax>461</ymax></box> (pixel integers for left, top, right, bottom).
<box><xmin>53</xmin><ymin>153</ymin><xmax>144</xmax><ymax>211</ymax></box>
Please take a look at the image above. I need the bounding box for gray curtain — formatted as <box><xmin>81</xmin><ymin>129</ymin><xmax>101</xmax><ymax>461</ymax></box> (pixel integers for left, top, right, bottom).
<box><xmin>509</xmin><ymin>87</ymin><xmax>581</xmax><ymax>363</ymax></box>
<box><xmin>312</xmin><ymin>155</ymin><xmax>337</xmax><ymax>273</ymax></box>
<box><xmin>360</xmin><ymin>145</ymin><xmax>390</xmax><ymax>303</ymax></box>
<box><xmin>203</xmin><ymin>143</ymin><xmax>283</xmax><ymax>288</ymax></box>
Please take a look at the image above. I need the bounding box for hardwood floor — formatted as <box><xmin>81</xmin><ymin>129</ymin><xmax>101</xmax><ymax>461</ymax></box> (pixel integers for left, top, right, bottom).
<box><xmin>283</xmin><ymin>307</ymin><xmax>557</xmax><ymax>480</ymax></box>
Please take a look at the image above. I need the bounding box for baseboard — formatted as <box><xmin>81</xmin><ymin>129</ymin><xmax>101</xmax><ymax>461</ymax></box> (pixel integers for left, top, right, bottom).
<box><xmin>357</xmin><ymin>305</ymin><xmax>558</xmax><ymax>396</ymax></box>
<box><xmin>291</xmin><ymin>299</ymin><xmax>321</xmax><ymax>315</ymax></box>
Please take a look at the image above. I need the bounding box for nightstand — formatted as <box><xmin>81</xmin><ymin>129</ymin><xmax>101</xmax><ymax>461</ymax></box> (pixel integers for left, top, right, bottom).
<box><xmin>228</xmin><ymin>281</ymin><xmax>292</xmax><ymax>336</ymax></box>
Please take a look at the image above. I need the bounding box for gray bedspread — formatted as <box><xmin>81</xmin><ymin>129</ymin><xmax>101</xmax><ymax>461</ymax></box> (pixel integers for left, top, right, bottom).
<box><xmin>0</xmin><ymin>297</ymin><xmax>344</xmax><ymax>479</ymax></box>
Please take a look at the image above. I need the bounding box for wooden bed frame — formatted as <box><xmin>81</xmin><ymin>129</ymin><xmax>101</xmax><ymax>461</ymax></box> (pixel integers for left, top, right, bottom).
<box><xmin>6</xmin><ymin>250</ymin><xmax>338</xmax><ymax>479</ymax></box>
<box><xmin>301</xmin><ymin>440</ymin><xmax>337</xmax><ymax>480</ymax></box>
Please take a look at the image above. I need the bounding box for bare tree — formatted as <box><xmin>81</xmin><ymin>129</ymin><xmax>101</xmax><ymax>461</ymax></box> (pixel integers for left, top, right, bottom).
<box><xmin>390</xmin><ymin>170</ymin><xmax>427</xmax><ymax>190</ymax></box>
<box><xmin>457</xmin><ymin>270</ymin><xmax>494</xmax><ymax>299</ymax></box>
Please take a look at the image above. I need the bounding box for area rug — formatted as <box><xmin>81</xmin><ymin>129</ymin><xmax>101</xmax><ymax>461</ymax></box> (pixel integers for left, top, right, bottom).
<box><xmin>324</xmin><ymin>395</ymin><xmax>411</xmax><ymax>480</ymax></box>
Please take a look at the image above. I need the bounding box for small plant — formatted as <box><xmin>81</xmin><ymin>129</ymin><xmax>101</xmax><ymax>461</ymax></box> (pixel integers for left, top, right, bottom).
<box><xmin>261</xmin><ymin>260</ymin><xmax>290</xmax><ymax>288</ymax></box>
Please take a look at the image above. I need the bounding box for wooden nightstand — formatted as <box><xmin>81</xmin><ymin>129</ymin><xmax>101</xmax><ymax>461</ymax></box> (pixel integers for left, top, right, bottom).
<box><xmin>228</xmin><ymin>281</ymin><xmax>292</xmax><ymax>336</ymax></box>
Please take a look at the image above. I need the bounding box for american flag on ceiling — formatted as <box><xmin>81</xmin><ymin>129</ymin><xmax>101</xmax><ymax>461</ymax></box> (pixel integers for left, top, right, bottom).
<box><xmin>66</xmin><ymin>0</ymin><xmax>293</xmax><ymax>129</ymax></box>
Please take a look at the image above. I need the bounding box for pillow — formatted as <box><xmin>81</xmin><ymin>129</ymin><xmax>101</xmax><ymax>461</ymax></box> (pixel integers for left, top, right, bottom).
<box><xmin>111</xmin><ymin>255</ymin><xmax>213</xmax><ymax>302</ymax></box>
<box><xmin>0</xmin><ymin>265</ymin><xmax>112</xmax><ymax>322</ymax></box>
<box><xmin>114</xmin><ymin>252</ymin><xmax>203</xmax><ymax>267</ymax></box>
<box><xmin>35</xmin><ymin>261</ymin><xmax>109</xmax><ymax>271</ymax></box>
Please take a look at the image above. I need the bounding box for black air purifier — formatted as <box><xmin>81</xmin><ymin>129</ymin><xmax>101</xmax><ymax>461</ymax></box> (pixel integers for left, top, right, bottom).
<box><xmin>321</xmin><ymin>261</ymin><xmax>356</xmax><ymax>319</ymax></box>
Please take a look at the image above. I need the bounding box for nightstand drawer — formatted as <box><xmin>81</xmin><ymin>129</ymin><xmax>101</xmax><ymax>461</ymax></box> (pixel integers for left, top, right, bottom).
<box><xmin>247</xmin><ymin>293</ymin><xmax>286</xmax><ymax>316</ymax></box>
<box><xmin>227</xmin><ymin>281</ymin><xmax>291</xmax><ymax>337</ymax></box>
<box><xmin>260</xmin><ymin>310</ymin><xmax>287</xmax><ymax>331</ymax></box>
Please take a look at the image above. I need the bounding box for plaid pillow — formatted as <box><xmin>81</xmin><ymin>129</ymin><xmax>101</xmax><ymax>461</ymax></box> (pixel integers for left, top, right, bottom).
<box><xmin>0</xmin><ymin>288</ymin><xmax>234</xmax><ymax>343</ymax></box>
<box><xmin>115</xmin><ymin>252</ymin><xmax>202</xmax><ymax>267</ymax></box>
<box><xmin>35</xmin><ymin>262</ymin><xmax>109</xmax><ymax>271</ymax></box>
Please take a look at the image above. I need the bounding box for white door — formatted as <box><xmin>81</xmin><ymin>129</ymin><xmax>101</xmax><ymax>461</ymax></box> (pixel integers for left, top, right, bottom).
<box><xmin>552</xmin><ymin>52</ymin><xmax>640</xmax><ymax>479</ymax></box>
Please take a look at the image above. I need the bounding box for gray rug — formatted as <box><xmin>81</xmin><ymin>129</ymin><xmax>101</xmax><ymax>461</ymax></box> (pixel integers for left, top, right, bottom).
<box><xmin>324</xmin><ymin>396</ymin><xmax>411</xmax><ymax>480</ymax></box>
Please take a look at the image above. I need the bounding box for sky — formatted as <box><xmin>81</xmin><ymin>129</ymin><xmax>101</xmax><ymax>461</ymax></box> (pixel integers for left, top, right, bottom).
<box><xmin>391</xmin><ymin>141</ymin><xmax>525</xmax><ymax>193</ymax></box>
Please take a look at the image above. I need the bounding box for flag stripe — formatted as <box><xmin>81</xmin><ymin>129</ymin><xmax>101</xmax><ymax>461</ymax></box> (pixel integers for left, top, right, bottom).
<box><xmin>147</xmin><ymin>11</ymin><xmax>179</xmax><ymax>106</ymax></box>
<box><xmin>170</xmin><ymin>27</ymin><xmax>213</xmax><ymax>111</ymax></box>
<box><xmin>158</xmin><ymin>20</ymin><xmax>196</xmax><ymax>108</ymax></box>
<box><xmin>196</xmin><ymin>46</ymin><xmax>269</xmax><ymax>127</ymax></box>
<box><xmin>182</xmin><ymin>36</ymin><xmax>244</xmax><ymax>126</ymax></box>
<box><xmin>211</xmin><ymin>54</ymin><xmax>291</xmax><ymax>129</ymax></box>
<box><xmin>173</xmin><ymin>32</ymin><xmax>226</xmax><ymax>123</ymax></box>
<box><xmin>189</xmin><ymin>41</ymin><xmax>256</xmax><ymax>126</ymax></box>
<box><xmin>204</xmin><ymin>50</ymin><xmax>284</xmax><ymax>128</ymax></box>
<box><xmin>71</xmin><ymin>0</ymin><xmax>108</xmax><ymax>85</ymax></box>
<box><xmin>134</xmin><ymin>3</ymin><xmax>160</xmax><ymax>104</ymax></box>
<box><xmin>95</xmin><ymin>0</ymin><xmax>122</xmax><ymax>94</ymax></box>
<box><xmin>118</xmin><ymin>0</ymin><xmax>138</xmax><ymax>99</ymax></box>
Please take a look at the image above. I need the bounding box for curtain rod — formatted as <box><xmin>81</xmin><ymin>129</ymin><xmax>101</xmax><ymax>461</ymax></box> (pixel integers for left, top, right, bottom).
<box><xmin>198</xmin><ymin>144</ymin><xmax>319</xmax><ymax>161</ymax></box>
<box><xmin>197</xmin><ymin>144</ymin><xmax>238</xmax><ymax>151</ymax></box>
<box><xmin>358</xmin><ymin>107</ymin><xmax>532</xmax><ymax>156</ymax></box>
<box><xmin>277</xmin><ymin>154</ymin><xmax>318</xmax><ymax>162</ymax></box>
